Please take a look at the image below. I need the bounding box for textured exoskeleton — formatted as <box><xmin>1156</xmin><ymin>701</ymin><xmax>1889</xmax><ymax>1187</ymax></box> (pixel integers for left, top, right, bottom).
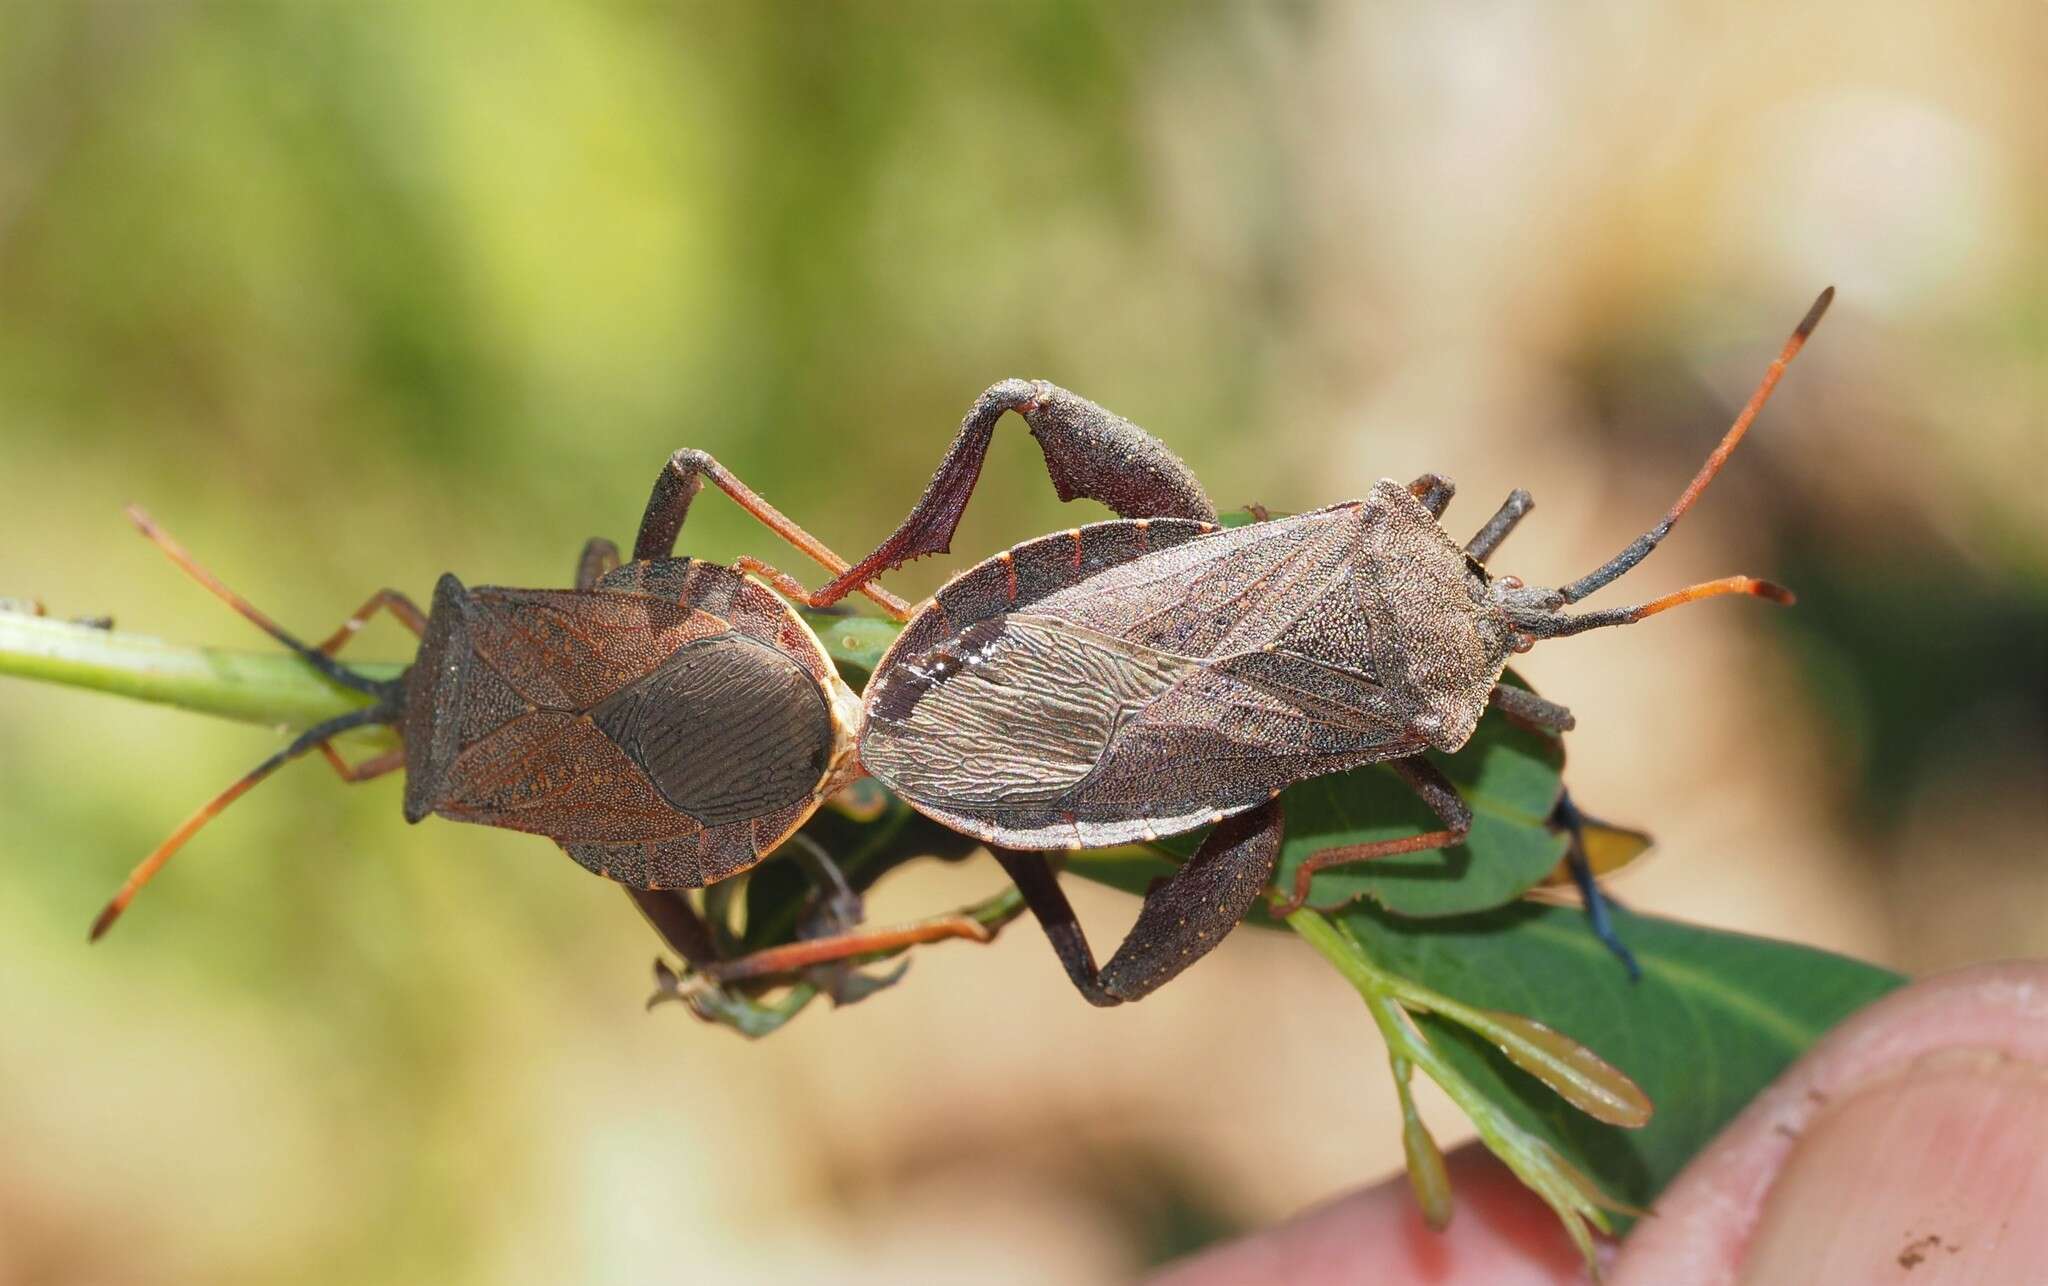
<box><xmin>860</xmin><ymin>488</ymin><xmax>1512</xmax><ymax>849</ymax></box>
<box><xmin>402</xmin><ymin>558</ymin><xmax>862</xmax><ymax>889</ymax></box>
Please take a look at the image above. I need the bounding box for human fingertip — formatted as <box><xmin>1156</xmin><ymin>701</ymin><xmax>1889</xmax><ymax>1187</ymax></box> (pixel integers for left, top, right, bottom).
<box><xmin>1741</xmin><ymin>1047</ymin><xmax>2048</xmax><ymax>1281</ymax></box>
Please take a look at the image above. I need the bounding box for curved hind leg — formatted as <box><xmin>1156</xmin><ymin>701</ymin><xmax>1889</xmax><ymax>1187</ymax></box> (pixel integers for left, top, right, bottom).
<box><xmin>992</xmin><ymin>802</ymin><xmax>1283</xmax><ymax>1007</ymax></box>
<box><xmin>814</xmin><ymin>380</ymin><xmax>1219</xmax><ymax>607</ymax></box>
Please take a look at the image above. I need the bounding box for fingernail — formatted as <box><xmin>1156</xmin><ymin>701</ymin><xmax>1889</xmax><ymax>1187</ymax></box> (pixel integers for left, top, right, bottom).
<box><xmin>1741</xmin><ymin>1048</ymin><xmax>2048</xmax><ymax>1282</ymax></box>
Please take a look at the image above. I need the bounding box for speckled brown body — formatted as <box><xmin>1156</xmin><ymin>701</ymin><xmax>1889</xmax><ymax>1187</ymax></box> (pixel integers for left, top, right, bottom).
<box><xmin>403</xmin><ymin>556</ymin><xmax>862</xmax><ymax>890</ymax></box>
<box><xmin>859</xmin><ymin>481</ymin><xmax>1516</xmax><ymax>851</ymax></box>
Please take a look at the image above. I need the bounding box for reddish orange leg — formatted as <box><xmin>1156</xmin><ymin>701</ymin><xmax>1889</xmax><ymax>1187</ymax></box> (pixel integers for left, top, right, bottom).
<box><xmin>308</xmin><ymin>591</ymin><xmax>421</xmax><ymax>779</ymax></box>
<box><xmin>317</xmin><ymin>744</ymin><xmax>406</xmax><ymax>783</ymax></box>
<box><xmin>316</xmin><ymin>589</ymin><xmax>427</xmax><ymax>656</ymax></box>
<box><xmin>733</xmin><ymin>555</ymin><xmax>911</xmax><ymax>623</ymax></box>
<box><xmin>1270</xmin><ymin>758</ymin><xmax>1474</xmax><ymax>916</ymax></box>
<box><xmin>636</xmin><ymin>449</ymin><xmax>913</xmax><ymax>621</ymax></box>
<box><xmin>697</xmin><ymin>898</ymin><xmax>1025</xmax><ymax>984</ymax></box>
<box><xmin>1272</xmin><ymin>829</ymin><xmax>1468</xmax><ymax>916</ymax></box>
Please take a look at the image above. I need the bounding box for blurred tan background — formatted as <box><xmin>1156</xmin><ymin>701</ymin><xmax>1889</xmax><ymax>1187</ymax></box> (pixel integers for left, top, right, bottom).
<box><xmin>1</xmin><ymin>4</ymin><xmax>2041</xmax><ymax>1282</ymax></box>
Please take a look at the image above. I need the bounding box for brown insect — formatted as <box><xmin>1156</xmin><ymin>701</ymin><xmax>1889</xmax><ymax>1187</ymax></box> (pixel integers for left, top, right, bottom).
<box><xmin>90</xmin><ymin>454</ymin><xmax>1012</xmax><ymax>986</ymax></box>
<box><xmin>706</xmin><ymin>288</ymin><xmax>1834</xmax><ymax>1006</ymax></box>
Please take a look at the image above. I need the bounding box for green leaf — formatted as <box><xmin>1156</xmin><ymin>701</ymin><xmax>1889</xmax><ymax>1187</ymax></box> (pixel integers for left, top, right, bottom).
<box><xmin>802</xmin><ymin>609</ymin><xmax>898</xmax><ymax>687</ymax></box>
<box><xmin>1341</xmin><ymin>900</ymin><xmax>1906</xmax><ymax>1217</ymax></box>
<box><xmin>1440</xmin><ymin>1004</ymin><xmax>1652</xmax><ymax>1128</ymax></box>
<box><xmin>1145</xmin><ymin>702</ymin><xmax>1567</xmax><ymax>919</ymax></box>
<box><xmin>1287</xmin><ymin>909</ymin><xmax>1631</xmax><ymax>1265</ymax></box>
<box><xmin>1286</xmin><ymin>725</ymin><xmax>1565</xmax><ymax>917</ymax></box>
<box><xmin>1391</xmin><ymin>1055</ymin><xmax>1454</xmax><ymax>1231</ymax></box>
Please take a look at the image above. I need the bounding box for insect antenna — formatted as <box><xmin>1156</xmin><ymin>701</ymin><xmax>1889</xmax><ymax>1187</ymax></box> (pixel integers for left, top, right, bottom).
<box><xmin>1521</xmin><ymin>575</ymin><xmax>1795</xmax><ymax>639</ymax></box>
<box><xmin>126</xmin><ymin>505</ymin><xmax>397</xmax><ymax>700</ymax></box>
<box><xmin>95</xmin><ymin>508</ymin><xmax>411</xmax><ymax>939</ymax></box>
<box><xmin>1555</xmin><ymin>287</ymin><xmax>1833</xmax><ymax>605</ymax></box>
<box><xmin>89</xmin><ymin>704</ymin><xmax>390</xmax><ymax>940</ymax></box>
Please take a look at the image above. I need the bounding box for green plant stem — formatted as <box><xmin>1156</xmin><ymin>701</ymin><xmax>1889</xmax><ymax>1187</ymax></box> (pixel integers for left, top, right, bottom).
<box><xmin>1287</xmin><ymin>911</ymin><xmax>1487</xmax><ymax>1111</ymax></box>
<box><xmin>0</xmin><ymin>612</ymin><xmax>398</xmax><ymax>729</ymax></box>
<box><xmin>0</xmin><ymin>608</ymin><xmax>898</xmax><ymax>730</ymax></box>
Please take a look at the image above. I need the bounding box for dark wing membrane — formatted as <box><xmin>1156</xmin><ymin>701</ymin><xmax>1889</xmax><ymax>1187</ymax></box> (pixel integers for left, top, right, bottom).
<box><xmin>959</xmin><ymin>648</ymin><xmax>1415</xmax><ymax>848</ymax></box>
<box><xmin>589</xmin><ymin>635</ymin><xmax>832</xmax><ymax>826</ymax></box>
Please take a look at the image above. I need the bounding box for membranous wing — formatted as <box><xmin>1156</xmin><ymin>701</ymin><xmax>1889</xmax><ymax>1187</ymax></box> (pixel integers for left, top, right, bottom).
<box><xmin>865</xmin><ymin>614</ymin><xmax>1197</xmax><ymax>810</ymax></box>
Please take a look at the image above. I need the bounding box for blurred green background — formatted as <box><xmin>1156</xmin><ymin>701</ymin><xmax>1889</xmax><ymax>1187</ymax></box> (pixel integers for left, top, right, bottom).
<box><xmin>1</xmin><ymin>4</ymin><xmax>2041</xmax><ymax>1282</ymax></box>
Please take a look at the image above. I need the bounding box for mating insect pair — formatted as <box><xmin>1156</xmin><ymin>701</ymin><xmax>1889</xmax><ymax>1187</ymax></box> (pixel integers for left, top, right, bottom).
<box><xmin>94</xmin><ymin>288</ymin><xmax>1832</xmax><ymax>1009</ymax></box>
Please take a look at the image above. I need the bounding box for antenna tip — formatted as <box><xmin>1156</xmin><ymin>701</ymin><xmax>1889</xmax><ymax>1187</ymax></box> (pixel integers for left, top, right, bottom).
<box><xmin>88</xmin><ymin>902</ymin><xmax>122</xmax><ymax>942</ymax></box>
<box><xmin>124</xmin><ymin>504</ymin><xmax>156</xmax><ymax>534</ymax></box>
<box><xmin>1750</xmin><ymin>579</ymin><xmax>1797</xmax><ymax>607</ymax></box>
<box><xmin>1795</xmin><ymin>287</ymin><xmax>1835</xmax><ymax>340</ymax></box>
